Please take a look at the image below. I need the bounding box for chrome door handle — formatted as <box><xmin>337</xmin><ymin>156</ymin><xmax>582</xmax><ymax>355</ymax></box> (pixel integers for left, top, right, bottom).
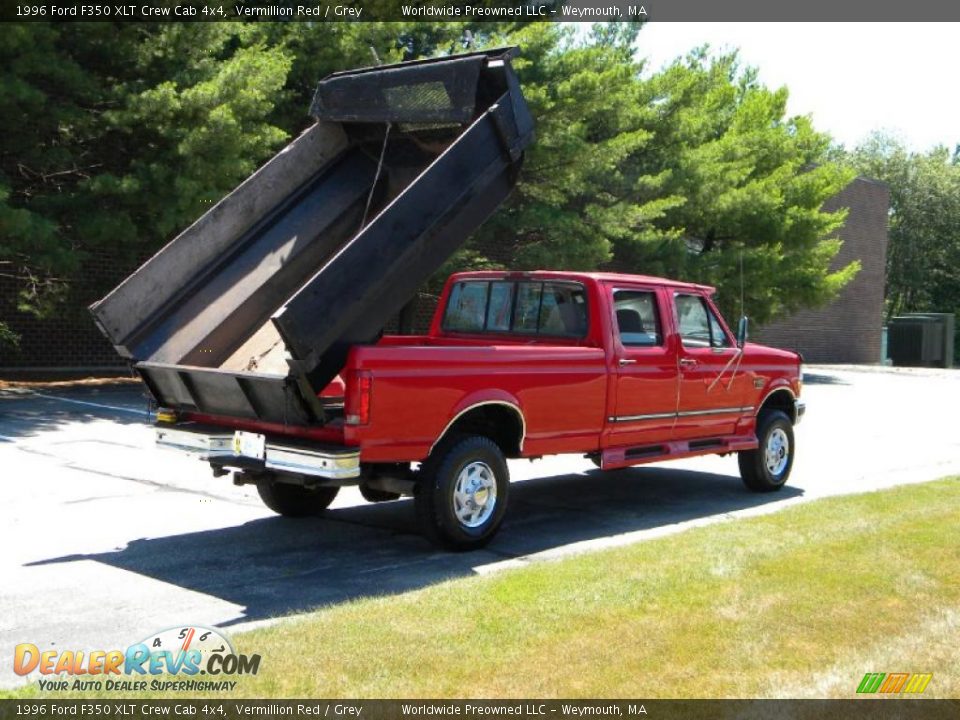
<box><xmin>619</xmin><ymin>358</ymin><xmax>637</xmax><ymax>366</ymax></box>
<box><xmin>679</xmin><ymin>358</ymin><xmax>697</xmax><ymax>368</ymax></box>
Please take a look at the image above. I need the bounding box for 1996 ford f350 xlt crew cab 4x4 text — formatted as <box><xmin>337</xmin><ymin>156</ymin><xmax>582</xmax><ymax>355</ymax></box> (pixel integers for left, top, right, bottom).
<box><xmin>90</xmin><ymin>48</ymin><xmax>803</xmax><ymax>550</ymax></box>
<box><xmin>152</xmin><ymin>269</ymin><xmax>804</xmax><ymax>550</ymax></box>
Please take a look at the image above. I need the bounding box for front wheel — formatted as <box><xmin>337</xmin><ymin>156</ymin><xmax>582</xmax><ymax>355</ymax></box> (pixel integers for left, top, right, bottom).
<box><xmin>415</xmin><ymin>435</ymin><xmax>509</xmax><ymax>551</ymax></box>
<box><xmin>256</xmin><ymin>474</ymin><xmax>339</xmax><ymax>517</ymax></box>
<box><xmin>738</xmin><ymin>410</ymin><xmax>794</xmax><ymax>492</ymax></box>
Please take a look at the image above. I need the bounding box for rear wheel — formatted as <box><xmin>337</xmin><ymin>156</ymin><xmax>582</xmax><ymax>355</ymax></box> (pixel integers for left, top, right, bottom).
<box><xmin>738</xmin><ymin>410</ymin><xmax>794</xmax><ymax>492</ymax></box>
<box><xmin>415</xmin><ymin>435</ymin><xmax>509</xmax><ymax>551</ymax></box>
<box><xmin>256</xmin><ymin>474</ymin><xmax>339</xmax><ymax>517</ymax></box>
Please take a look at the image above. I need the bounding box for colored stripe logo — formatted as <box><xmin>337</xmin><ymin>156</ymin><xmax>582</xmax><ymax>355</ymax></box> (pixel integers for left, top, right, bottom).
<box><xmin>857</xmin><ymin>672</ymin><xmax>932</xmax><ymax>694</ymax></box>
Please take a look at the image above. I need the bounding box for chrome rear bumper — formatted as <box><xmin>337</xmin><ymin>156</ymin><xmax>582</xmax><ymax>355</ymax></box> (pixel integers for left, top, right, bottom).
<box><xmin>155</xmin><ymin>424</ymin><xmax>360</xmax><ymax>480</ymax></box>
<box><xmin>795</xmin><ymin>400</ymin><xmax>806</xmax><ymax>425</ymax></box>
<box><xmin>155</xmin><ymin>425</ymin><xmax>234</xmax><ymax>459</ymax></box>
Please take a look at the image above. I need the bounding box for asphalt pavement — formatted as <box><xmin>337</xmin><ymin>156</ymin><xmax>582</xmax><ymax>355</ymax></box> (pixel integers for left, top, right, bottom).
<box><xmin>2</xmin><ymin>365</ymin><xmax>959</xmax><ymax>686</ymax></box>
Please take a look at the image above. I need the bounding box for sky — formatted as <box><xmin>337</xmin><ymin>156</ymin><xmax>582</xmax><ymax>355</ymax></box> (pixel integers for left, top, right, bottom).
<box><xmin>632</xmin><ymin>23</ymin><xmax>959</xmax><ymax>153</ymax></box>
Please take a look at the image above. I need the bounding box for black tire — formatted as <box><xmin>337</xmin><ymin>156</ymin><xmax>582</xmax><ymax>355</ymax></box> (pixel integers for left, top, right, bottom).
<box><xmin>738</xmin><ymin>410</ymin><xmax>794</xmax><ymax>492</ymax></box>
<box><xmin>359</xmin><ymin>484</ymin><xmax>401</xmax><ymax>503</ymax></box>
<box><xmin>256</xmin><ymin>475</ymin><xmax>339</xmax><ymax>517</ymax></box>
<box><xmin>415</xmin><ymin>435</ymin><xmax>509</xmax><ymax>551</ymax></box>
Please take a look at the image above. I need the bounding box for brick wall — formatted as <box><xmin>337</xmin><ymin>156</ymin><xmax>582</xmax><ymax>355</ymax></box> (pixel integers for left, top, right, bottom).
<box><xmin>752</xmin><ymin>177</ymin><xmax>890</xmax><ymax>363</ymax></box>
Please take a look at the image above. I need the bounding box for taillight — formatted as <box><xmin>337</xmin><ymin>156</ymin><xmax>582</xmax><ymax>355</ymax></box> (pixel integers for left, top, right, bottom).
<box><xmin>347</xmin><ymin>371</ymin><xmax>373</xmax><ymax>425</ymax></box>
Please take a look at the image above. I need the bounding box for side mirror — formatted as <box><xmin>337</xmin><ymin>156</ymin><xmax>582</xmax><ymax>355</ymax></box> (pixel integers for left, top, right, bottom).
<box><xmin>737</xmin><ymin>316</ymin><xmax>749</xmax><ymax>349</ymax></box>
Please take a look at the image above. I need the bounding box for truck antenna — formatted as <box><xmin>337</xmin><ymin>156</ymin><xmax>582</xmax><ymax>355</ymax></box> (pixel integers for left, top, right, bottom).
<box><xmin>739</xmin><ymin>251</ymin><xmax>745</xmax><ymax>319</ymax></box>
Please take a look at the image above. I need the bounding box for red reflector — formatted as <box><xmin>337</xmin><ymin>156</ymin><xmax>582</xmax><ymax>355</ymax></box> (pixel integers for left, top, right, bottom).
<box><xmin>355</xmin><ymin>371</ymin><xmax>372</xmax><ymax>425</ymax></box>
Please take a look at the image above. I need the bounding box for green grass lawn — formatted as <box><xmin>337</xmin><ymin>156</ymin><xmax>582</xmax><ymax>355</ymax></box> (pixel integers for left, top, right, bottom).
<box><xmin>6</xmin><ymin>477</ymin><xmax>959</xmax><ymax>699</ymax></box>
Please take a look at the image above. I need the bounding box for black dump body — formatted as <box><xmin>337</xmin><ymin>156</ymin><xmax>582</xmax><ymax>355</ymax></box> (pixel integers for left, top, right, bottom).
<box><xmin>90</xmin><ymin>48</ymin><xmax>533</xmax><ymax>425</ymax></box>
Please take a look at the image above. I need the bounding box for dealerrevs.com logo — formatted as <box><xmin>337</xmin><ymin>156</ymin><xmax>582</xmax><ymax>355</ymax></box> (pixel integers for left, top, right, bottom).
<box><xmin>14</xmin><ymin>625</ymin><xmax>261</xmax><ymax>692</ymax></box>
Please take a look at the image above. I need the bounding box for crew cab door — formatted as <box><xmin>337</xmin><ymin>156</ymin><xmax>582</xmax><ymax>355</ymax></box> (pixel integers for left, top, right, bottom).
<box><xmin>672</xmin><ymin>292</ymin><xmax>750</xmax><ymax>440</ymax></box>
<box><xmin>606</xmin><ymin>286</ymin><xmax>679</xmax><ymax>447</ymax></box>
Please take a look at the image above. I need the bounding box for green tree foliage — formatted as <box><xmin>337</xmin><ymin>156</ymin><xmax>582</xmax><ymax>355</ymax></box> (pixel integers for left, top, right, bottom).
<box><xmin>850</xmin><ymin>133</ymin><xmax>960</xmax><ymax>321</ymax></box>
<box><xmin>0</xmin><ymin>23</ymin><xmax>292</xmax><ymax>346</ymax></box>
<box><xmin>465</xmin><ymin>26</ymin><xmax>857</xmax><ymax>325</ymax></box>
<box><xmin>0</xmin><ymin>24</ymin><xmax>96</xmax><ymax>320</ymax></box>
<box><xmin>471</xmin><ymin>23</ymin><xmax>658</xmax><ymax>272</ymax></box>
<box><xmin>0</xmin><ymin>20</ymin><xmax>486</xmax><ymax>347</ymax></box>
<box><xmin>1</xmin><ymin>21</ymin><xmax>857</xmax><ymax>348</ymax></box>
<box><xmin>633</xmin><ymin>50</ymin><xmax>857</xmax><ymax>324</ymax></box>
<box><xmin>97</xmin><ymin>26</ymin><xmax>292</xmax><ymax>244</ymax></box>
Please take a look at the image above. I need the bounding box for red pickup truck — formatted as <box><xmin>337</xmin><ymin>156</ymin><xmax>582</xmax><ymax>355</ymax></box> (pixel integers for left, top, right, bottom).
<box><xmin>157</xmin><ymin>269</ymin><xmax>804</xmax><ymax>550</ymax></box>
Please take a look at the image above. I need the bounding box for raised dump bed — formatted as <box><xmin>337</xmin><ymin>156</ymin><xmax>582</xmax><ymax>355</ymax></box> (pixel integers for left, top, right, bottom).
<box><xmin>91</xmin><ymin>48</ymin><xmax>533</xmax><ymax>425</ymax></box>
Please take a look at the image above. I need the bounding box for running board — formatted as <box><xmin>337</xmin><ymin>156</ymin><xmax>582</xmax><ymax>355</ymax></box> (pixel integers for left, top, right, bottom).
<box><xmin>600</xmin><ymin>435</ymin><xmax>758</xmax><ymax>471</ymax></box>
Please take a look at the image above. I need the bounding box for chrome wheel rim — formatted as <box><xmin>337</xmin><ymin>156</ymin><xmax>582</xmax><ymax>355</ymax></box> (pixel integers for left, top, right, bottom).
<box><xmin>453</xmin><ymin>461</ymin><xmax>497</xmax><ymax>528</ymax></box>
<box><xmin>765</xmin><ymin>427</ymin><xmax>790</xmax><ymax>476</ymax></box>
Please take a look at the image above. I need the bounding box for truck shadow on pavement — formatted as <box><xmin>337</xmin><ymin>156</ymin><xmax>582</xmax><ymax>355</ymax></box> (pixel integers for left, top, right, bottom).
<box><xmin>27</xmin><ymin>467</ymin><xmax>802</xmax><ymax>627</ymax></box>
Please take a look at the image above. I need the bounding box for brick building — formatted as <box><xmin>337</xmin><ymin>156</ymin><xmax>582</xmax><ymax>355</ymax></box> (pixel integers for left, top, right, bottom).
<box><xmin>751</xmin><ymin>177</ymin><xmax>889</xmax><ymax>363</ymax></box>
<box><xmin>0</xmin><ymin>178</ymin><xmax>888</xmax><ymax>371</ymax></box>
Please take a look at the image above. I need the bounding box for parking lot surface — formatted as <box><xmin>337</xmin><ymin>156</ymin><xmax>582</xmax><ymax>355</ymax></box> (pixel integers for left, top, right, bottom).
<box><xmin>2</xmin><ymin>365</ymin><xmax>959</xmax><ymax>686</ymax></box>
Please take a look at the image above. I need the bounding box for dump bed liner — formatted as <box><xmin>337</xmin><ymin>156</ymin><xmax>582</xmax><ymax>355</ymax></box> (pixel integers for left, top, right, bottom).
<box><xmin>91</xmin><ymin>48</ymin><xmax>533</xmax><ymax>425</ymax></box>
